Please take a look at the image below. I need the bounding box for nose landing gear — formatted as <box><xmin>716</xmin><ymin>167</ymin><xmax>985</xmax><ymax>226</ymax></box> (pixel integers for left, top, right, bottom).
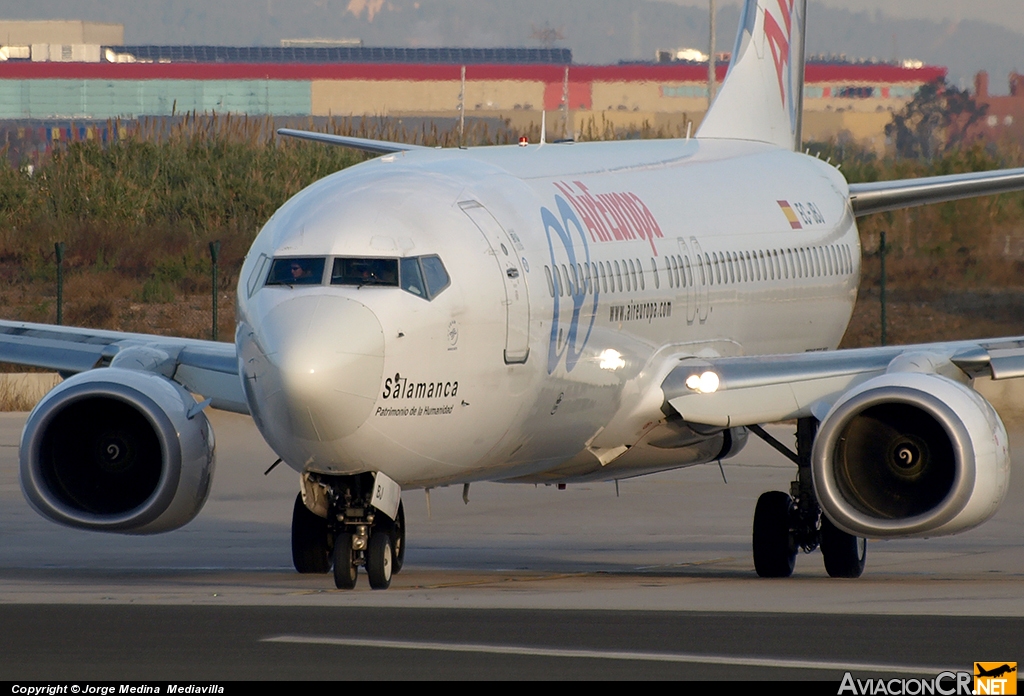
<box><xmin>291</xmin><ymin>472</ymin><xmax>406</xmax><ymax>590</ymax></box>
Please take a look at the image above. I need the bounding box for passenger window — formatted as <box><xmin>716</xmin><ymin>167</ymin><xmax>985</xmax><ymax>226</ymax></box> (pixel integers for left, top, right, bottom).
<box><xmin>545</xmin><ymin>266</ymin><xmax>555</xmax><ymax>297</ymax></box>
<box><xmin>650</xmin><ymin>258</ymin><xmax>659</xmax><ymax>289</ymax></box>
<box><xmin>266</xmin><ymin>257</ymin><xmax>326</xmax><ymax>286</ymax></box>
<box><xmin>331</xmin><ymin>258</ymin><xmax>399</xmax><ymax>287</ymax></box>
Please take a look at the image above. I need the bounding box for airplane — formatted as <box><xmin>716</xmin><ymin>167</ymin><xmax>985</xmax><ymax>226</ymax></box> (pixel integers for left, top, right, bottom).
<box><xmin>6</xmin><ymin>0</ymin><xmax>1024</xmax><ymax>590</ymax></box>
<box><xmin>975</xmin><ymin>665</ymin><xmax>1017</xmax><ymax>679</ymax></box>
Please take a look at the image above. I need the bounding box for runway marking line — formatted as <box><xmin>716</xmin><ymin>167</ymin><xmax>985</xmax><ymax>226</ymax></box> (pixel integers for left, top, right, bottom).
<box><xmin>262</xmin><ymin>635</ymin><xmax>956</xmax><ymax>674</ymax></box>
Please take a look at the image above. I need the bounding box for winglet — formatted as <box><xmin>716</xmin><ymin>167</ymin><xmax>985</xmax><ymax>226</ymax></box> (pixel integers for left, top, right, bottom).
<box><xmin>697</xmin><ymin>0</ymin><xmax>807</xmax><ymax>151</ymax></box>
<box><xmin>276</xmin><ymin>128</ymin><xmax>428</xmax><ymax>155</ymax></box>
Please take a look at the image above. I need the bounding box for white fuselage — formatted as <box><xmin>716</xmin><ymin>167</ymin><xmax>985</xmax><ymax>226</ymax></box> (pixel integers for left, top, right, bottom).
<box><xmin>235</xmin><ymin>138</ymin><xmax>860</xmax><ymax>488</ymax></box>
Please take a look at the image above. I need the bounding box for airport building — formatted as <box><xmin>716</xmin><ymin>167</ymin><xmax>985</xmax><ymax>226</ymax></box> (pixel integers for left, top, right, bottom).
<box><xmin>0</xmin><ymin>19</ymin><xmax>947</xmax><ymax>154</ymax></box>
<box><xmin>972</xmin><ymin>71</ymin><xmax>1024</xmax><ymax>145</ymax></box>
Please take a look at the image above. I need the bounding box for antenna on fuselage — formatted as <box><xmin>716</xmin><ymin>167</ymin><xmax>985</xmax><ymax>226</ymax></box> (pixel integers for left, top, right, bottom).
<box><xmin>540</xmin><ymin>111</ymin><xmax>547</xmax><ymax>145</ymax></box>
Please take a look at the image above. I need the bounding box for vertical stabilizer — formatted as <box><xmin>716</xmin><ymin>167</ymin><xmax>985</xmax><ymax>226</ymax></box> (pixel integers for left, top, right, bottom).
<box><xmin>697</xmin><ymin>0</ymin><xmax>807</xmax><ymax>151</ymax></box>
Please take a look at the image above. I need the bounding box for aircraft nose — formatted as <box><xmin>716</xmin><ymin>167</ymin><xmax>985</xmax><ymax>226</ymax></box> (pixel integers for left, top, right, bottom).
<box><xmin>256</xmin><ymin>295</ymin><xmax>384</xmax><ymax>442</ymax></box>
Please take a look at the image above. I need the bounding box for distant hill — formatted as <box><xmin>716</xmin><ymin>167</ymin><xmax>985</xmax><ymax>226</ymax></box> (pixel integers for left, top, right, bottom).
<box><xmin>3</xmin><ymin>0</ymin><xmax>1022</xmax><ymax>91</ymax></box>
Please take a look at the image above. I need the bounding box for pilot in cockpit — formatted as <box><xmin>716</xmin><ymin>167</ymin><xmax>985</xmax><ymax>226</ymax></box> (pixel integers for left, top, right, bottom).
<box><xmin>290</xmin><ymin>260</ymin><xmax>313</xmax><ymax>282</ymax></box>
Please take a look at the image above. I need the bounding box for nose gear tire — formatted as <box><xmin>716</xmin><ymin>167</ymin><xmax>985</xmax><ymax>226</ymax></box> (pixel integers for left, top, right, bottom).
<box><xmin>333</xmin><ymin>531</ymin><xmax>358</xmax><ymax>589</ymax></box>
<box><xmin>366</xmin><ymin>531</ymin><xmax>393</xmax><ymax>590</ymax></box>
<box><xmin>392</xmin><ymin>501</ymin><xmax>405</xmax><ymax>574</ymax></box>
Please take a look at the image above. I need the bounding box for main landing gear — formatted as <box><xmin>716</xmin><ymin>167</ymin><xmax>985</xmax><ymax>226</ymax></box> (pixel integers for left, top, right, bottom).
<box><xmin>290</xmin><ymin>472</ymin><xmax>406</xmax><ymax>590</ymax></box>
<box><xmin>749</xmin><ymin>418</ymin><xmax>867</xmax><ymax>579</ymax></box>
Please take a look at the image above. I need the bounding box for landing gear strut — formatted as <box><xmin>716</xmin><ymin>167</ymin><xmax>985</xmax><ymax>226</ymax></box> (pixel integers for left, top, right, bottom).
<box><xmin>749</xmin><ymin>418</ymin><xmax>867</xmax><ymax>578</ymax></box>
<box><xmin>290</xmin><ymin>473</ymin><xmax>405</xmax><ymax>590</ymax></box>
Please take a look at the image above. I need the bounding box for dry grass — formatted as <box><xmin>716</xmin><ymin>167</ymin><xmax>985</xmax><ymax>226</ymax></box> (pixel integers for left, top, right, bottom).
<box><xmin>0</xmin><ymin>373</ymin><xmax>61</xmax><ymax>411</ymax></box>
<box><xmin>2</xmin><ymin>118</ymin><xmax>1024</xmax><ymax>359</ymax></box>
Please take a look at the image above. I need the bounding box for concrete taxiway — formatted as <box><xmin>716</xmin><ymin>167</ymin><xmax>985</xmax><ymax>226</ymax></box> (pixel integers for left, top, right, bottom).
<box><xmin>1</xmin><ymin>396</ymin><xmax>1023</xmax><ymax>678</ymax></box>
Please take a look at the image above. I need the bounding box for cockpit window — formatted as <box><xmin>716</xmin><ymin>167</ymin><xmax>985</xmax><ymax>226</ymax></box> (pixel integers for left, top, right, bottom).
<box><xmin>266</xmin><ymin>257</ymin><xmax>326</xmax><ymax>286</ymax></box>
<box><xmin>331</xmin><ymin>258</ymin><xmax>399</xmax><ymax>287</ymax></box>
<box><xmin>420</xmin><ymin>255</ymin><xmax>451</xmax><ymax>298</ymax></box>
<box><xmin>400</xmin><ymin>257</ymin><xmax>425</xmax><ymax>297</ymax></box>
<box><xmin>263</xmin><ymin>254</ymin><xmax>450</xmax><ymax>301</ymax></box>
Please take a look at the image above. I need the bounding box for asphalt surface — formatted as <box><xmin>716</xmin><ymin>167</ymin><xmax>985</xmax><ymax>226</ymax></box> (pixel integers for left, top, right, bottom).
<box><xmin>1</xmin><ymin>606</ymin><xmax>1019</xmax><ymax>680</ymax></box>
<box><xmin>2</xmin><ymin>409</ymin><xmax>1023</xmax><ymax>680</ymax></box>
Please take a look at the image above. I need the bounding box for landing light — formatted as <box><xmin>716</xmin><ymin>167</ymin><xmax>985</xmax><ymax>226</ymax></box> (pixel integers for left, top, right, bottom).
<box><xmin>599</xmin><ymin>349</ymin><xmax>626</xmax><ymax>371</ymax></box>
<box><xmin>685</xmin><ymin>371</ymin><xmax>720</xmax><ymax>394</ymax></box>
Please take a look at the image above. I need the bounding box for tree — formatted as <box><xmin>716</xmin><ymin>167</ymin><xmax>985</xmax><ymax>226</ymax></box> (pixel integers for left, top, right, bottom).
<box><xmin>886</xmin><ymin>79</ymin><xmax>988</xmax><ymax>159</ymax></box>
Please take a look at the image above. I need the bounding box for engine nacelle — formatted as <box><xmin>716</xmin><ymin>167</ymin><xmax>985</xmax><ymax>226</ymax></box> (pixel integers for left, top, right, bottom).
<box><xmin>812</xmin><ymin>372</ymin><xmax>1010</xmax><ymax>539</ymax></box>
<box><xmin>720</xmin><ymin>426</ymin><xmax>749</xmax><ymax>461</ymax></box>
<box><xmin>20</xmin><ymin>368</ymin><xmax>216</xmax><ymax>534</ymax></box>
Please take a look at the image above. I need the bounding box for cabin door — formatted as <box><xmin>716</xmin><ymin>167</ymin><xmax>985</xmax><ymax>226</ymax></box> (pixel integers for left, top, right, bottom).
<box><xmin>460</xmin><ymin>201</ymin><xmax>531</xmax><ymax>364</ymax></box>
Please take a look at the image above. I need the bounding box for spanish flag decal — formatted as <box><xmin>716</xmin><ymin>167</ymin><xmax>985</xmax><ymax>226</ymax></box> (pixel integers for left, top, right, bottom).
<box><xmin>778</xmin><ymin>200</ymin><xmax>802</xmax><ymax>229</ymax></box>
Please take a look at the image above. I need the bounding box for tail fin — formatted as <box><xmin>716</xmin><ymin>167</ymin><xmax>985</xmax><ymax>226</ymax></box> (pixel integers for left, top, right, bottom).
<box><xmin>697</xmin><ymin>0</ymin><xmax>807</xmax><ymax>150</ymax></box>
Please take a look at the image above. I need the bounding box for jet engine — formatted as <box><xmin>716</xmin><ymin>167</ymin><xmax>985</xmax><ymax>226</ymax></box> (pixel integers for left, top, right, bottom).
<box><xmin>812</xmin><ymin>372</ymin><xmax>1010</xmax><ymax>539</ymax></box>
<box><xmin>20</xmin><ymin>368</ymin><xmax>216</xmax><ymax>534</ymax></box>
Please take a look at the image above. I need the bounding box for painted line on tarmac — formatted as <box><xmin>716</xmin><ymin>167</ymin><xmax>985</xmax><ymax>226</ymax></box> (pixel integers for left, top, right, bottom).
<box><xmin>263</xmin><ymin>635</ymin><xmax>954</xmax><ymax>673</ymax></box>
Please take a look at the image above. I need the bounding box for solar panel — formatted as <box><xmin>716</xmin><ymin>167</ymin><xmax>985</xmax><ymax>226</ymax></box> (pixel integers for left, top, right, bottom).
<box><xmin>112</xmin><ymin>45</ymin><xmax>572</xmax><ymax>64</ymax></box>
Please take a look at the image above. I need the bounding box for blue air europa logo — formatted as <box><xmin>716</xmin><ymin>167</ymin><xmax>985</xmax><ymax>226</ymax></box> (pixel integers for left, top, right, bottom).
<box><xmin>542</xmin><ymin>195</ymin><xmax>599</xmax><ymax>375</ymax></box>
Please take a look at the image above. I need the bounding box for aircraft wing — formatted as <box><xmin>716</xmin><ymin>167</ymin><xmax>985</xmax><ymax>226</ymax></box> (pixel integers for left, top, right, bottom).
<box><xmin>662</xmin><ymin>337</ymin><xmax>1024</xmax><ymax>428</ymax></box>
<box><xmin>276</xmin><ymin>128</ymin><xmax>430</xmax><ymax>155</ymax></box>
<box><xmin>849</xmin><ymin>167</ymin><xmax>1024</xmax><ymax>217</ymax></box>
<box><xmin>0</xmin><ymin>320</ymin><xmax>247</xmax><ymax>414</ymax></box>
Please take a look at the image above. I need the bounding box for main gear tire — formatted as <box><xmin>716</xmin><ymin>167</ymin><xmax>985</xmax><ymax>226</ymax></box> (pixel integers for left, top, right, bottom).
<box><xmin>753</xmin><ymin>491</ymin><xmax>797</xmax><ymax>578</ymax></box>
<box><xmin>291</xmin><ymin>493</ymin><xmax>331</xmax><ymax>574</ymax></box>
<box><xmin>820</xmin><ymin>515</ymin><xmax>867</xmax><ymax>578</ymax></box>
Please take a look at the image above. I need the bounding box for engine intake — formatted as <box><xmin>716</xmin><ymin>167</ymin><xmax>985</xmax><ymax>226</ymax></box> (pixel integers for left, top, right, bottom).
<box><xmin>812</xmin><ymin>372</ymin><xmax>1010</xmax><ymax>539</ymax></box>
<box><xmin>21</xmin><ymin>368</ymin><xmax>216</xmax><ymax>534</ymax></box>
